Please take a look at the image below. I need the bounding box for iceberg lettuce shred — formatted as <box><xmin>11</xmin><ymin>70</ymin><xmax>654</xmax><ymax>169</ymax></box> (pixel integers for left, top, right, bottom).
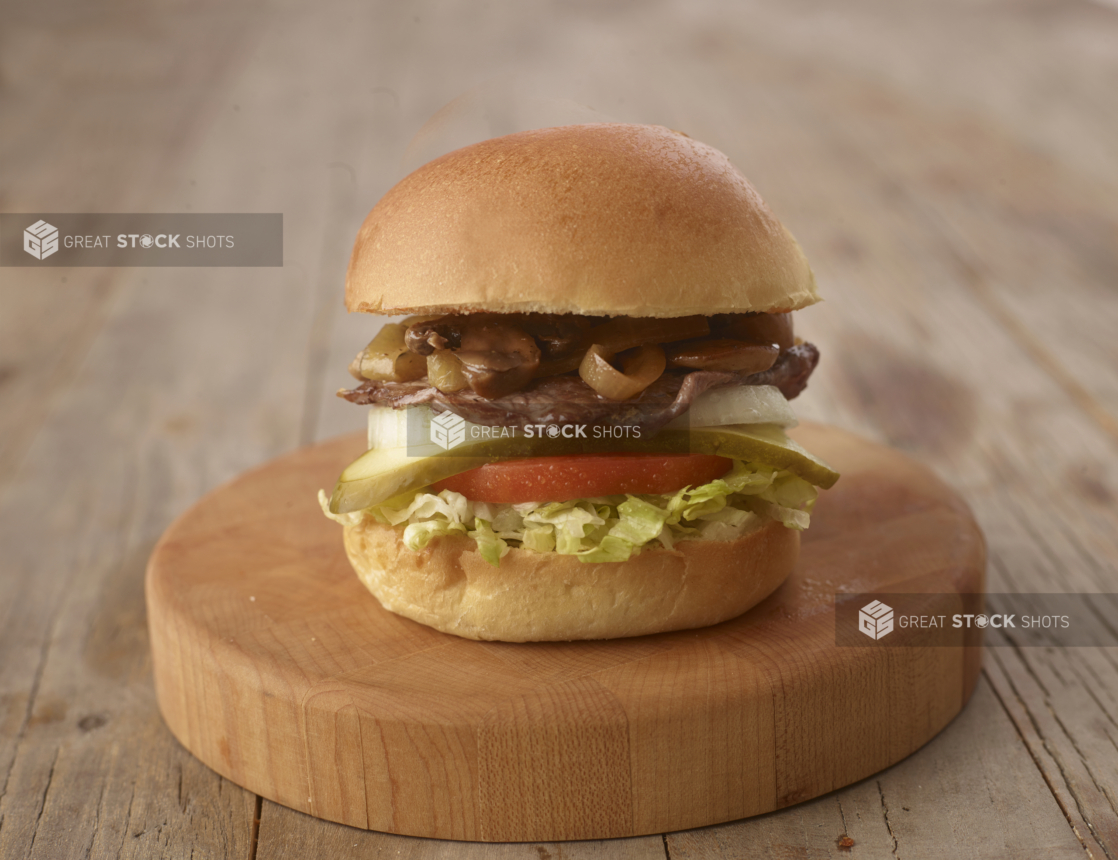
<box><xmin>317</xmin><ymin>460</ymin><xmax>817</xmax><ymax>568</ymax></box>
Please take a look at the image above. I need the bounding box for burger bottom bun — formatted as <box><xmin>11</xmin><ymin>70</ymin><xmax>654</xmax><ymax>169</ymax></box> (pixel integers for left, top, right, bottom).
<box><xmin>341</xmin><ymin>518</ymin><xmax>799</xmax><ymax>642</ymax></box>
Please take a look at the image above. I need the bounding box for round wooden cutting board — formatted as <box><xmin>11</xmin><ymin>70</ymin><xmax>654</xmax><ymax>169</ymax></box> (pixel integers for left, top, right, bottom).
<box><xmin>146</xmin><ymin>424</ymin><xmax>985</xmax><ymax>841</ymax></box>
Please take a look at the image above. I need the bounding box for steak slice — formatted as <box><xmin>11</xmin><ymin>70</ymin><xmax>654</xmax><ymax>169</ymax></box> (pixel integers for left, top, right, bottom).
<box><xmin>339</xmin><ymin>342</ymin><xmax>819</xmax><ymax>433</ymax></box>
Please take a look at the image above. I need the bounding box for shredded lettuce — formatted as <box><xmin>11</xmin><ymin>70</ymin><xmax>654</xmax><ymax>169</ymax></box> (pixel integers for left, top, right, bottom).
<box><xmin>468</xmin><ymin>519</ymin><xmax>509</xmax><ymax>566</ymax></box>
<box><xmin>317</xmin><ymin>460</ymin><xmax>818</xmax><ymax>567</ymax></box>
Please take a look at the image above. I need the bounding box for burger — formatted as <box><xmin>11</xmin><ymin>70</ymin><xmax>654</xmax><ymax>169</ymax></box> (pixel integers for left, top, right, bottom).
<box><xmin>319</xmin><ymin>123</ymin><xmax>839</xmax><ymax>642</ymax></box>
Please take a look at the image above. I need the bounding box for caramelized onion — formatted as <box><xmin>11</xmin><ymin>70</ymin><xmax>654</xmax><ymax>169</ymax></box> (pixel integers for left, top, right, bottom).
<box><xmin>427</xmin><ymin>350</ymin><xmax>470</xmax><ymax>392</ymax></box>
<box><xmin>666</xmin><ymin>338</ymin><xmax>778</xmax><ymax>374</ymax></box>
<box><xmin>579</xmin><ymin>343</ymin><xmax>666</xmax><ymax>400</ymax></box>
<box><xmin>588</xmin><ymin>315</ymin><xmax>709</xmax><ymax>354</ymax></box>
<box><xmin>349</xmin><ymin>323</ymin><xmax>427</xmax><ymax>382</ymax></box>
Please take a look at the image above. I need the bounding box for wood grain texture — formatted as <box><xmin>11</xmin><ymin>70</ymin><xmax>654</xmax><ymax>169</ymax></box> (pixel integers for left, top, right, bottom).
<box><xmin>0</xmin><ymin>0</ymin><xmax>265</xmax><ymax>492</ymax></box>
<box><xmin>3</xmin><ymin>0</ymin><xmax>1118</xmax><ymax>856</ymax></box>
<box><xmin>146</xmin><ymin>424</ymin><xmax>984</xmax><ymax>841</ymax></box>
<box><xmin>667</xmin><ymin>679</ymin><xmax>1091</xmax><ymax>860</ymax></box>
<box><xmin>255</xmin><ymin>803</ymin><xmax>668</xmax><ymax>860</ymax></box>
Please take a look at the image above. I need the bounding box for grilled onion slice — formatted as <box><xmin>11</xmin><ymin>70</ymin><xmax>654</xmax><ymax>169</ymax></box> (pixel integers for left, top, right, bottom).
<box><xmin>579</xmin><ymin>343</ymin><xmax>666</xmax><ymax>400</ymax></box>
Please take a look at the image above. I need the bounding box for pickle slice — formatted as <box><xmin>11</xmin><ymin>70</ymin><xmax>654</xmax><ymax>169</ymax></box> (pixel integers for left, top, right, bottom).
<box><xmin>689</xmin><ymin>424</ymin><xmax>840</xmax><ymax>489</ymax></box>
<box><xmin>328</xmin><ymin>423</ymin><xmax>839</xmax><ymax>514</ymax></box>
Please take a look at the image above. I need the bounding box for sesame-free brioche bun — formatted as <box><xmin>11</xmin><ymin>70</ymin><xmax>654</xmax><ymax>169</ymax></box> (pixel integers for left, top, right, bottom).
<box><xmin>341</xmin><ymin>517</ymin><xmax>799</xmax><ymax>642</ymax></box>
<box><xmin>346</xmin><ymin>123</ymin><xmax>818</xmax><ymax>318</ymax></box>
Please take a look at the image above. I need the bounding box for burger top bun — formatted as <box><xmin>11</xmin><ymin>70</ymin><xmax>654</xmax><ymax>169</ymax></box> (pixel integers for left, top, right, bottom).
<box><xmin>341</xmin><ymin>516</ymin><xmax>799</xmax><ymax>642</ymax></box>
<box><xmin>346</xmin><ymin>123</ymin><xmax>819</xmax><ymax>318</ymax></box>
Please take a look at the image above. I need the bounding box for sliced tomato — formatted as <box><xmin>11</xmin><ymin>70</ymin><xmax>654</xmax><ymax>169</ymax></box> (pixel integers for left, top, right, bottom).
<box><xmin>430</xmin><ymin>453</ymin><xmax>733</xmax><ymax>504</ymax></box>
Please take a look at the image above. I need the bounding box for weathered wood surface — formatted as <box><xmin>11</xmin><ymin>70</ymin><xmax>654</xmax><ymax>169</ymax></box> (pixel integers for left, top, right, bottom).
<box><xmin>1</xmin><ymin>0</ymin><xmax>1116</xmax><ymax>858</ymax></box>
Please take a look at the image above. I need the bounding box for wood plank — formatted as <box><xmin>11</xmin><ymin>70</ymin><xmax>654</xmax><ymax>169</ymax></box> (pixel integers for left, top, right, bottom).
<box><xmin>0</xmin><ymin>321</ymin><xmax>267</xmax><ymax>860</ymax></box>
<box><xmin>0</xmin><ymin>262</ymin><xmax>310</xmax><ymax>859</ymax></box>
<box><xmin>0</xmin><ymin>1</ymin><xmax>266</xmax><ymax>493</ymax></box>
<box><xmin>254</xmin><ymin>802</ymin><xmax>666</xmax><ymax>860</ymax></box>
<box><xmin>985</xmin><ymin>637</ymin><xmax>1118</xmax><ymax>858</ymax></box>
<box><xmin>0</xmin><ymin>4</ymin><xmax>358</xmax><ymax>853</ymax></box>
<box><xmin>669</xmin><ymin>679</ymin><xmax>1087</xmax><ymax>859</ymax></box>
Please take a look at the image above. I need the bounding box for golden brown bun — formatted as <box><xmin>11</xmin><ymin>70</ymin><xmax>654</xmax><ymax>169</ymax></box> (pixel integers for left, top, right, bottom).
<box><xmin>341</xmin><ymin>518</ymin><xmax>799</xmax><ymax>641</ymax></box>
<box><xmin>346</xmin><ymin>124</ymin><xmax>818</xmax><ymax>318</ymax></box>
